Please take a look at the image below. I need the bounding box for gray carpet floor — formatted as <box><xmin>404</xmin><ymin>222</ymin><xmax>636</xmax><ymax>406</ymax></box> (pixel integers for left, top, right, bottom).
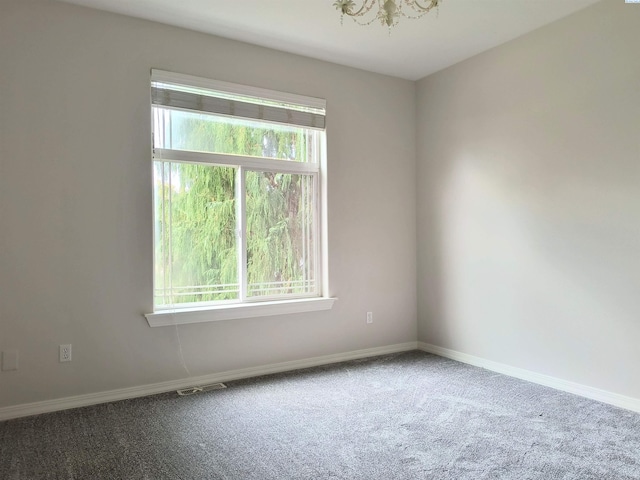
<box><xmin>1</xmin><ymin>351</ymin><xmax>640</xmax><ymax>479</ymax></box>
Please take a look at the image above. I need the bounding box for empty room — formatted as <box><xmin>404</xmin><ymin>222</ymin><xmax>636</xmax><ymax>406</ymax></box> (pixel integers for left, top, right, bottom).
<box><xmin>1</xmin><ymin>0</ymin><xmax>639</xmax><ymax>478</ymax></box>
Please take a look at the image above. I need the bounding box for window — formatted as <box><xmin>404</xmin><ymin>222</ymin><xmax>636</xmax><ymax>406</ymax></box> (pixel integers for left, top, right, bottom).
<box><xmin>147</xmin><ymin>70</ymin><xmax>332</xmax><ymax>324</ymax></box>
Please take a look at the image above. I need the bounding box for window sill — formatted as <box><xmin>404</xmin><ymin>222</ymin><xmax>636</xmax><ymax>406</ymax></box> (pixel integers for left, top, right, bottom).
<box><xmin>144</xmin><ymin>297</ymin><xmax>337</xmax><ymax>327</ymax></box>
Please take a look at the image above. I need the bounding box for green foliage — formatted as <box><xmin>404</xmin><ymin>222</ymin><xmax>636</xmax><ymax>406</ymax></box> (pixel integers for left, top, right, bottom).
<box><xmin>169</xmin><ymin>163</ymin><xmax>237</xmax><ymax>302</ymax></box>
<box><xmin>246</xmin><ymin>171</ymin><xmax>311</xmax><ymax>296</ymax></box>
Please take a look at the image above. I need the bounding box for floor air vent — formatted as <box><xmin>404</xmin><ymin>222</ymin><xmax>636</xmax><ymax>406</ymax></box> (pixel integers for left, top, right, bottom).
<box><xmin>177</xmin><ymin>383</ymin><xmax>227</xmax><ymax>396</ymax></box>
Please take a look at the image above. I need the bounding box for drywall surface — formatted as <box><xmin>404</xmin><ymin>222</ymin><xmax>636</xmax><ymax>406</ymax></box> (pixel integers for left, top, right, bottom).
<box><xmin>0</xmin><ymin>0</ymin><xmax>416</xmax><ymax>407</ymax></box>
<box><xmin>417</xmin><ymin>0</ymin><xmax>640</xmax><ymax>398</ymax></box>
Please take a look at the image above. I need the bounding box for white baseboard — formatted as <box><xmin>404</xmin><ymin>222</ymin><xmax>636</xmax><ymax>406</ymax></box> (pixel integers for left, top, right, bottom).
<box><xmin>0</xmin><ymin>342</ymin><xmax>418</xmax><ymax>421</ymax></box>
<box><xmin>8</xmin><ymin>341</ymin><xmax>635</xmax><ymax>421</ymax></box>
<box><xmin>418</xmin><ymin>342</ymin><xmax>640</xmax><ymax>414</ymax></box>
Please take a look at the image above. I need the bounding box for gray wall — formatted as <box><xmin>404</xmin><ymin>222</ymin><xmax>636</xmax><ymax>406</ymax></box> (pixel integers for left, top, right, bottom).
<box><xmin>0</xmin><ymin>0</ymin><xmax>417</xmax><ymax>408</ymax></box>
<box><xmin>417</xmin><ymin>0</ymin><xmax>640</xmax><ymax>399</ymax></box>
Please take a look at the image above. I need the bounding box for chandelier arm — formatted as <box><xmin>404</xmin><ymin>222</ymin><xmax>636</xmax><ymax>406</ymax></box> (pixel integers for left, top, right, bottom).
<box><xmin>409</xmin><ymin>0</ymin><xmax>440</xmax><ymax>13</ymax></box>
<box><xmin>345</xmin><ymin>0</ymin><xmax>377</xmax><ymax>17</ymax></box>
<box><xmin>399</xmin><ymin>0</ymin><xmax>439</xmax><ymax>19</ymax></box>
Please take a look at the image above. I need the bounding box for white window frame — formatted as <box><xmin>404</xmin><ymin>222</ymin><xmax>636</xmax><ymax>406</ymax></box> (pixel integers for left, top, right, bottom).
<box><xmin>145</xmin><ymin>70</ymin><xmax>334</xmax><ymax>327</ymax></box>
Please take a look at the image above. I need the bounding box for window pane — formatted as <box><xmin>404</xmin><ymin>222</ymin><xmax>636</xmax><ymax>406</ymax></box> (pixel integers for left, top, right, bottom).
<box><xmin>154</xmin><ymin>162</ymin><xmax>238</xmax><ymax>307</ymax></box>
<box><xmin>153</xmin><ymin>107</ymin><xmax>319</xmax><ymax>163</ymax></box>
<box><xmin>245</xmin><ymin>171</ymin><xmax>316</xmax><ymax>298</ymax></box>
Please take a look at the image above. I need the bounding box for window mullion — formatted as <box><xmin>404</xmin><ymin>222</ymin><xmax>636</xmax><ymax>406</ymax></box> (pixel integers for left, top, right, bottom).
<box><xmin>167</xmin><ymin>161</ymin><xmax>174</xmax><ymax>306</ymax></box>
<box><xmin>236</xmin><ymin>167</ymin><xmax>248</xmax><ymax>302</ymax></box>
<box><xmin>313</xmin><ymin>172</ymin><xmax>320</xmax><ymax>297</ymax></box>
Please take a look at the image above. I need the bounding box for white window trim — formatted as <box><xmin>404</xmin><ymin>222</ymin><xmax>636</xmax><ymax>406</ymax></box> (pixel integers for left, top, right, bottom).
<box><xmin>146</xmin><ymin>70</ymin><xmax>334</xmax><ymax>326</ymax></box>
<box><xmin>145</xmin><ymin>297</ymin><xmax>337</xmax><ymax>327</ymax></box>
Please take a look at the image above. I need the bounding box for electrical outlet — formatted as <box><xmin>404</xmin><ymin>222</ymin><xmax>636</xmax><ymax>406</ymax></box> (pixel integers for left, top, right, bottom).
<box><xmin>1</xmin><ymin>350</ymin><xmax>18</xmax><ymax>371</ymax></box>
<box><xmin>59</xmin><ymin>344</ymin><xmax>72</xmax><ymax>363</ymax></box>
<box><xmin>366</xmin><ymin>312</ymin><xmax>373</xmax><ymax>324</ymax></box>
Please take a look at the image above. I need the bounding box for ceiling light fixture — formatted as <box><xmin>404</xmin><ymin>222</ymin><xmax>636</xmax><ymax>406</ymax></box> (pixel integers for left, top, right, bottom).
<box><xmin>334</xmin><ymin>0</ymin><xmax>441</xmax><ymax>28</ymax></box>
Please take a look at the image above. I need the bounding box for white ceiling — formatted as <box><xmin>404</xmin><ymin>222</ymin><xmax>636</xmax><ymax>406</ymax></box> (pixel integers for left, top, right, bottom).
<box><xmin>58</xmin><ymin>0</ymin><xmax>601</xmax><ymax>81</ymax></box>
